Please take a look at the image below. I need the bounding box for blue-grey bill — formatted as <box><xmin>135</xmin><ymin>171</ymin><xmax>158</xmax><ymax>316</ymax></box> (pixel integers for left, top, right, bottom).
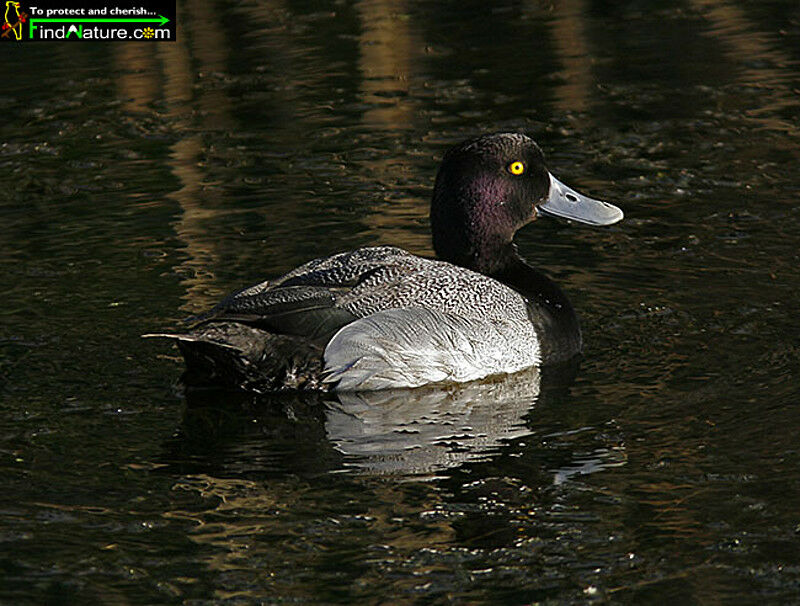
<box><xmin>538</xmin><ymin>173</ymin><xmax>624</xmax><ymax>226</ymax></box>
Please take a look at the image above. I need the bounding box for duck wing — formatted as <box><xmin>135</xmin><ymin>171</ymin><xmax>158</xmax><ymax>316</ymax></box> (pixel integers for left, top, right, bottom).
<box><xmin>195</xmin><ymin>286</ymin><xmax>356</xmax><ymax>343</ymax></box>
<box><xmin>192</xmin><ymin>246</ymin><xmax>414</xmax><ymax>343</ymax></box>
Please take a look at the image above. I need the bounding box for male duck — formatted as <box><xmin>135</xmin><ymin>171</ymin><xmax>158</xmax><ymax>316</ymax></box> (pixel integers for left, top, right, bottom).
<box><xmin>154</xmin><ymin>133</ymin><xmax>623</xmax><ymax>392</ymax></box>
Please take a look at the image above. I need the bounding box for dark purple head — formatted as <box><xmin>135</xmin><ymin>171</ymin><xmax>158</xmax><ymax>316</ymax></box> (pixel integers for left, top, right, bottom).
<box><xmin>430</xmin><ymin>133</ymin><xmax>622</xmax><ymax>275</ymax></box>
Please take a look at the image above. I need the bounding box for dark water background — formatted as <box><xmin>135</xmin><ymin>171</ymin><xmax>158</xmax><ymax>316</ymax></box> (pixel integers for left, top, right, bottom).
<box><xmin>2</xmin><ymin>0</ymin><xmax>800</xmax><ymax>603</ymax></box>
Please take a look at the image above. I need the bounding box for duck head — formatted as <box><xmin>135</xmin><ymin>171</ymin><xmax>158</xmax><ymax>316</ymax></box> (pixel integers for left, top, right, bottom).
<box><xmin>431</xmin><ymin>133</ymin><xmax>623</xmax><ymax>274</ymax></box>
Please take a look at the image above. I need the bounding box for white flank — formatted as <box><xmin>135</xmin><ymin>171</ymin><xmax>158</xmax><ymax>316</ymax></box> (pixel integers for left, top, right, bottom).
<box><xmin>323</xmin><ymin>308</ymin><xmax>540</xmax><ymax>391</ymax></box>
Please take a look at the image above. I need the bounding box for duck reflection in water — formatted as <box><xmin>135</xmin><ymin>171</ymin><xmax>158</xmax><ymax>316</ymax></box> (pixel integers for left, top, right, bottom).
<box><xmin>171</xmin><ymin>362</ymin><xmax>578</xmax><ymax>478</ymax></box>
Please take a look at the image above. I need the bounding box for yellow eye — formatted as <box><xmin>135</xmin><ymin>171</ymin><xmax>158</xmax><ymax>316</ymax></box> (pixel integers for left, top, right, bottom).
<box><xmin>508</xmin><ymin>161</ymin><xmax>525</xmax><ymax>176</ymax></box>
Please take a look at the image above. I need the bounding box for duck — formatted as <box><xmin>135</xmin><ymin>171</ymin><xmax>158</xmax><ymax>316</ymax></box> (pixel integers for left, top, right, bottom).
<box><xmin>150</xmin><ymin>133</ymin><xmax>623</xmax><ymax>392</ymax></box>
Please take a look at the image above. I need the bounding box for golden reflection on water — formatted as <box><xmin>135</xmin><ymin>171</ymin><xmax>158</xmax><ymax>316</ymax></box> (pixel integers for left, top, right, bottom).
<box><xmin>113</xmin><ymin>44</ymin><xmax>161</xmax><ymax>114</ymax></box>
<box><xmin>163</xmin><ymin>0</ymin><xmax>235</xmax><ymax>311</ymax></box>
<box><xmin>112</xmin><ymin>2</ymin><xmax>238</xmax><ymax>311</ymax></box>
<box><xmin>165</xmin><ymin>473</ymin><xmax>454</xmax><ymax>601</ymax></box>
<box><xmin>357</xmin><ymin>0</ymin><xmax>421</xmax><ymax>130</ymax></box>
<box><xmin>110</xmin><ymin>21</ymin><xmax>230</xmax><ymax>309</ymax></box>
<box><xmin>356</xmin><ymin>0</ymin><xmax>431</xmax><ymax>252</ymax></box>
<box><xmin>690</xmin><ymin>0</ymin><xmax>800</xmax><ymax>135</ymax></box>
<box><xmin>548</xmin><ymin>0</ymin><xmax>593</xmax><ymax>114</ymax></box>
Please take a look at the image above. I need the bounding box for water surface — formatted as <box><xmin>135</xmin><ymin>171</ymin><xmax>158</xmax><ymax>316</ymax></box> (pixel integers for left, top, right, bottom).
<box><xmin>2</xmin><ymin>1</ymin><xmax>800</xmax><ymax>603</ymax></box>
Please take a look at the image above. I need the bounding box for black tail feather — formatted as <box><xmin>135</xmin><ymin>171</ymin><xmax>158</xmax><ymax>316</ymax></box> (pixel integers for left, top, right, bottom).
<box><xmin>151</xmin><ymin>323</ymin><xmax>327</xmax><ymax>392</ymax></box>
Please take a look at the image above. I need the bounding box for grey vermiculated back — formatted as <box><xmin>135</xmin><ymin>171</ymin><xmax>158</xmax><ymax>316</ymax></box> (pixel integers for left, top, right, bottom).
<box><xmin>219</xmin><ymin>246</ymin><xmax>532</xmax><ymax>326</ymax></box>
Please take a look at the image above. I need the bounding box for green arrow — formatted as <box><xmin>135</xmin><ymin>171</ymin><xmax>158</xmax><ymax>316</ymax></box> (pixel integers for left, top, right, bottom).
<box><xmin>29</xmin><ymin>14</ymin><xmax>170</xmax><ymax>36</ymax></box>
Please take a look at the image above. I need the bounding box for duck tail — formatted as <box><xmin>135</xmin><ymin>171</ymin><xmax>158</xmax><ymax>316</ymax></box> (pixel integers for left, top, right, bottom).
<box><xmin>145</xmin><ymin>323</ymin><xmax>327</xmax><ymax>392</ymax></box>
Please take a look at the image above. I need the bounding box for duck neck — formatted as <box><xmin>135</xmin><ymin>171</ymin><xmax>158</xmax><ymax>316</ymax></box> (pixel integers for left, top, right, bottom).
<box><xmin>431</xmin><ymin>208</ymin><xmax>518</xmax><ymax>276</ymax></box>
<box><xmin>431</xmin><ymin>168</ymin><xmax>520</xmax><ymax>275</ymax></box>
<box><xmin>489</xmin><ymin>246</ymin><xmax>583</xmax><ymax>362</ymax></box>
